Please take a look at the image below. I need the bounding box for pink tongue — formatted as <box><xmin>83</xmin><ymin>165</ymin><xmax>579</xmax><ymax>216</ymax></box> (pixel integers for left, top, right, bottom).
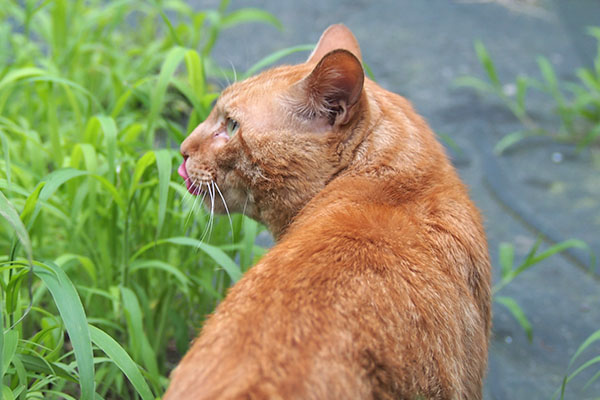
<box><xmin>178</xmin><ymin>161</ymin><xmax>195</xmax><ymax>193</ymax></box>
<box><xmin>178</xmin><ymin>161</ymin><xmax>189</xmax><ymax>181</ymax></box>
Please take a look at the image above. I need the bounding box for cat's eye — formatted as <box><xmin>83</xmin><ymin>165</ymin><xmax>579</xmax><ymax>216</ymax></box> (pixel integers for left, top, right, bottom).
<box><xmin>226</xmin><ymin>118</ymin><xmax>240</xmax><ymax>136</ymax></box>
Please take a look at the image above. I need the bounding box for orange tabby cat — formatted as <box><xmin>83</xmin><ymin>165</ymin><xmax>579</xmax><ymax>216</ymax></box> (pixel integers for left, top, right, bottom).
<box><xmin>165</xmin><ymin>25</ymin><xmax>491</xmax><ymax>400</ymax></box>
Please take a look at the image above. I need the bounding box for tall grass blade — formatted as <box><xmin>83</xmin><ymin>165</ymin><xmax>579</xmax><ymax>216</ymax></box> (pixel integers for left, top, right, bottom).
<box><xmin>147</xmin><ymin>46</ymin><xmax>187</xmax><ymax>140</ymax></box>
<box><xmin>155</xmin><ymin>149</ymin><xmax>172</xmax><ymax>237</ymax></box>
<box><xmin>95</xmin><ymin>116</ymin><xmax>118</xmax><ymax>185</ymax></box>
<box><xmin>119</xmin><ymin>287</ymin><xmax>159</xmax><ymax>382</ymax></box>
<box><xmin>89</xmin><ymin>325</ymin><xmax>154</xmax><ymax>400</ymax></box>
<box><xmin>34</xmin><ymin>261</ymin><xmax>95</xmax><ymax>400</ymax></box>
<box><xmin>131</xmin><ymin>237</ymin><xmax>242</xmax><ymax>282</ymax></box>
<box><xmin>0</xmin><ymin>191</ymin><xmax>33</xmax><ymax>265</ymax></box>
<box><xmin>1</xmin><ymin>330</ymin><xmax>19</xmax><ymax>384</ymax></box>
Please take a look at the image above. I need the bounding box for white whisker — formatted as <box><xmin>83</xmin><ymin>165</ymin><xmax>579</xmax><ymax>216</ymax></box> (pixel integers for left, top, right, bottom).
<box><xmin>184</xmin><ymin>181</ymin><xmax>201</xmax><ymax>228</ymax></box>
<box><xmin>199</xmin><ymin>182</ymin><xmax>215</xmax><ymax>243</ymax></box>
<box><xmin>214</xmin><ymin>181</ymin><xmax>234</xmax><ymax>241</ymax></box>
<box><xmin>242</xmin><ymin>192</ymin><xmax>250</xmax><ymax>217</ymax></box>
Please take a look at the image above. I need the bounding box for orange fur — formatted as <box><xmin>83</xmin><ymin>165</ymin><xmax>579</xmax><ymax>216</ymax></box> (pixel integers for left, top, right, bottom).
<box><xmin>166</xmin><ymin>24</ymin><xmax>491</xmax><ymax>399</ymax></box>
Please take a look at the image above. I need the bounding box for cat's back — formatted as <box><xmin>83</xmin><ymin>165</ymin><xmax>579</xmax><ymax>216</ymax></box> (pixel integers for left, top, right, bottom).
<box><xmin>167</xmin><ymin>176</ymin><xmax>489</xmax><ymax>400</ymax></box>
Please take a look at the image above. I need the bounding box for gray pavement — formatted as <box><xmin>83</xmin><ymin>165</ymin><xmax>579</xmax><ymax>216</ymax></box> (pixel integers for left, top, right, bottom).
<box><xmin>190</xmin><ymin>1</ymin><xmax>600</xmax><ymax>398</ymax></box>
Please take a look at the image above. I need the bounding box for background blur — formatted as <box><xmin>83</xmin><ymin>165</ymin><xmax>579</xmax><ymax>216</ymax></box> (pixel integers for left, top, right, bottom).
<box><xmin>1</xmin><ymin>0</ymin><xmax>599</xmax><ymax>399</ymax></box>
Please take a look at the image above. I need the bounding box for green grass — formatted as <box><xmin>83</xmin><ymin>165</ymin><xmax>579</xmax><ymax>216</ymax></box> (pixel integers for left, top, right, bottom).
<box><xmin>492</xmin><ymin>238</ymin><xmax>599</xmax><ymax>397</ymax></box>
<box><xmin>3</xmin><ymin>1</ymin><xmax>598</xmax><ymax>398</ymax></box>
<box><xmin>0</xmin><ymin>0</ymin><xmax>299</xmax><ymax>398</ymax></box>
<box><xmin>456</xmin><ymin>27</ymin><xmax>600</xmax><ymax>154</ymax></box>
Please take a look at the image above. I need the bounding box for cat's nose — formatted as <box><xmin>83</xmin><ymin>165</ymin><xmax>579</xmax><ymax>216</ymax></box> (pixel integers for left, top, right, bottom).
<box><xmin>180</xmin><ymin>135</ymin><xmax>199</xmax><ymax>158</ymax></box>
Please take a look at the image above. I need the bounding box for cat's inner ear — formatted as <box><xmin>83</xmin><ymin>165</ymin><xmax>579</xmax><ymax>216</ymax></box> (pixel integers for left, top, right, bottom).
<box><xmin>293</xmin><ymin>49</ymin><xmax>364</xmax><ymax>127</ymax></box>
<box><xmin>307</xmin><ymin>24</ymin><xmax>362</xmax><ymax>64</ymax></box>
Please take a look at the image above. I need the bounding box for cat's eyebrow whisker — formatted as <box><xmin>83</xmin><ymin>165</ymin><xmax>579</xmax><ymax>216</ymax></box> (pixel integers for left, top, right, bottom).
<box><xmin>219</xmin><ymin>64</ymin><xmax>232</xmax><ymax>88</ymax></box>
<box><xmin>214</xmin><ymin>181</ymin><xmax>234</xmax><ymax>241</ymax></box>
<box><xmin>228</xmin><ymin>60</ymin><xmax>238</xmax><ymax>84</ymax></box>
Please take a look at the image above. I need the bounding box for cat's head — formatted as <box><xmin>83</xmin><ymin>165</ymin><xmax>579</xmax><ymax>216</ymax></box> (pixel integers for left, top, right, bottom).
<box><xmin>178</xmin><ymin>25</ymin><xmax>366</xmax><ymax>238</ymax></box>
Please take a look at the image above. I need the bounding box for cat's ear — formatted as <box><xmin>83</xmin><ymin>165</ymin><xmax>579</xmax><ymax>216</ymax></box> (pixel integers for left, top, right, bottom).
<box><xmin>294</xmin><ymin>49</ymin><xmax>364</xmax><ymax>127</ymax></box>
<box><xmin>307</xmin><ymin>24</ymin><xmax>362</xmax><ymax>64</ymax></box>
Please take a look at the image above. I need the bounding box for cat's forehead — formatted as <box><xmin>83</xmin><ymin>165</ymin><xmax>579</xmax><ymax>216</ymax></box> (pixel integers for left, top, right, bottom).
<box><xmin>218</xmin><ymin>65</ymin><xmax>309</xmax><ymax>110</ymax></box>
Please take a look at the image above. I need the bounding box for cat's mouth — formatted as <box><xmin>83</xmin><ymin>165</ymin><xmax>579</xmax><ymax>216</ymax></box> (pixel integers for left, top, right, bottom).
<box><xmin>178</xmin><ymin>160</ymin><xmax>203</xmax><ymax>196</ymax></box>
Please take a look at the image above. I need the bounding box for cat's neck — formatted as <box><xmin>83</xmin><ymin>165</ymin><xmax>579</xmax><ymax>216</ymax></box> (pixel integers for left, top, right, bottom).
<box><xmin>266</xmin><ymin>80</ymin><xmax>454</xmax><ymax>240</ymax></box>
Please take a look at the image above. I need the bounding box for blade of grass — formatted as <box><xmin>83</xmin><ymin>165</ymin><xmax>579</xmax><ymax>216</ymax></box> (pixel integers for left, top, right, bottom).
<box><xmin>0</xmin><ymin>130</ymin><xmax>11</xmax><ymax>190</ymax></box>
<box><xmin>244</xmin><ymin>44</ymin><xmax>313</xmax><ymax>78</ymax></box>
<box><xmin>221</xmin><ymin>8</ymin><xmax>282</xmax><ymax>30</ymax></box>
<box><xmin>155</xmin><ymin>149</ymin><xmax>172</xmax><ymax>238</ymax></box>
<box><xmin>147</xmin><ymin>46</ymin><xmax>187</xmax><ymax>141</ymax></box>
<box><xmin>128</xmin><ymin>260</ymin><xmax>190</xmax><ymax>296</ymax></box>
<box><xmin>131</xmin><ymin>236</ymin><xmax>242</xmax><ymax>282</ymax></box>
<box><xmin>28</xmin><ymin>169</ymin><xmax>88</xmax><ymax>229</ymax></box>
<box><xmin>498</xmin><ymin>242</ymin><xmax>514</xmax><ymax>279</ymax></box>
<box><xmin>33</xmin><ymin>260</ymin><xmax>95</xmax><ymax>400</ymax></box>
<box><xmin>95</xmin><ymin>116</ymin><xmax>118</xmax><ymax>185</ymax></box>
<box><xmin>185</xmin><ymin>49</ymin><xmax>205</xmax><ymax>96</ymax></box>
<box><xmin>0</xmin><ymin>190</ymin><xmax>33</xmax><ymax>265</ymax></box>
<box><xmin>495</xmin><ymin>296</ymin><xmax>533</xmax><ymax>342</ymax></box>
<box><xmin>88</xmin><ymin>325</ymin><xmax>154</xmax><ymax>400</ymax></box>
<box><xmin>0</xmin><ymin>67</ymin><xmax>46</xmax><ymax>92</ymax></box>
<box><xmin>474</xmin><ymin>40</ymin><xmax>501</xmax><ymax>88</ymax></box>
<box><xmin>119</xmin><ymin>287</ymin><xmax>159</xmax><ymax>384</ymax></box>
<box><xmin>1</xmin><ymin>330</ymin><xmax>19</xmax><ymax>384</ymax></box>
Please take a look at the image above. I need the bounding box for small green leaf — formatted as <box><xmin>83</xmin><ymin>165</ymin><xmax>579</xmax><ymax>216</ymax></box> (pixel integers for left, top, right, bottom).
<box><xmin>515</xmin><ymin>75</ymin><xmax>529</xmax><ymax>110</ymax></box>
<box><xmin>130</xmin><ymin>151</ymin><xmax>156</xmax><ymax>199</ymax></box>
<box><xmin>221</xmin><ymin>8</ymin><xmax>282</xmax><ymax>30</ymax></box>
<box><xmin>128</xmin><ymin>260</ymin><xmax>190</xmax><ymax>295</ymax></box>
<box><xmin>1</xmin><ymin>330</ymin><xmax>18</xmax><ymax>382</ymax></box>
<box><xmin>495</xmin><ymin>296</ymin><xmax>533</xmax><ymax>342</ymax></box>
<box><xmin>474</xmin><ymin>40</ymin><xmax>500</xmax><ymax>88</ymax></box>
<box><xmin>454</xmin><ymin>76</ymin><xmax>495</xmax><ymax>94</ymax></box>
<box><xmin>244</xmin><ymin>44</ymin><xmax>314</xmax><ymax>78</ymax></box>
<box><xmin>89</xmin><ymin>325</ymin><xmax>154</xmax><ymax>400</ymax></box>
<box><xmin>0</xmin><ymin>190</ymin><xmax>33</xmax><ymax>265</ymax></box>
<box><xmin>29</xmin><ymin>168</ymin><xmax>88</xmax><ymax>228</ymax></box>
<box><xmin>567</xmin><ymin>329</ymin><xmax>600</xmax><ymax>370</ymax></box>
<box><xmin>493</xmin><ymin>130</ymin><xmax>528</xmax><ymax>155</ymax></box>
<box><xmin>498</xmin><ymin>242</ymin><xmax>514</xmax><ymax>279</ymax></box>
<box><xmin>0</xmin><ymin>67</ymin><xmax>46</xmax><ymax>92</ymax></box>
<box><xmin>520</xmin><ymin>239</ymin><xmax>594</xmax><ymax>274</ymax></box>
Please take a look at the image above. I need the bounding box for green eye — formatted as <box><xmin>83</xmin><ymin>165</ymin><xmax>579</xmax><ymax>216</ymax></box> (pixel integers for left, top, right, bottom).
<box><xmin>226</xmin><ymin>118</ymin><xmax>240</xmax><ymax>136</ymax></box>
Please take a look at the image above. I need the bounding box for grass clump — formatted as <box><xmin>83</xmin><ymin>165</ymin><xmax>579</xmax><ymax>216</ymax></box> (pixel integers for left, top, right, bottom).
<box><xmin>0</xmin><ymin>0</ymin><xmax>290</xmax><ymax>398</ymax></box>
<box><xmin>457</xmin><ymin>27</ymin><xmax>600</xmax><ymax>154</ymax></box>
